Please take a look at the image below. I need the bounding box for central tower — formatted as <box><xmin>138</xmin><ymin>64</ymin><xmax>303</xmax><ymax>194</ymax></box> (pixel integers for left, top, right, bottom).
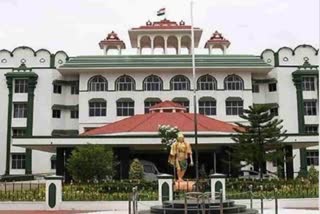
<box><xmin>128</xmin><ymin>19</ymin><xmax>202</xmax><ymax>55</ymax></box>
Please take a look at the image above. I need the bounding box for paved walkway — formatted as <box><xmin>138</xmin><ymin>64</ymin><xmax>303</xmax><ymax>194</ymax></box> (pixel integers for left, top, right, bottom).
<box><xmin>0</xmin><ymin>198</ymin><xmax>318</xmax><ymax>213</ymax></box>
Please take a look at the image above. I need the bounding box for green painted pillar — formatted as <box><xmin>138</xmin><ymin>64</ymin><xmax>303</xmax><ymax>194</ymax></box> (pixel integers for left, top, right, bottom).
<box><xmin>25</xmin><ymin>76</ymin><xmax>38</xmax><ymax>174</ymax></box>
<box><xmin>292</xmin><ymin>74</ymin><xmax>307</xmax><ymax>176</ymax></box>
<box><xmin>4</xmin><ymin>76</ymin><xmax>13</xmax><ymax>175</ymax></box>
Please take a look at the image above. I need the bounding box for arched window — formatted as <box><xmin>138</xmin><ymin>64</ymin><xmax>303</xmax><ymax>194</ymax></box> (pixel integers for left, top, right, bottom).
<box><xmin>116</xmin><ymin>98</ymin><xmax>134</xmax><ymax>116</ymax></box>
<box><xmin>170</xmin><ymin>75</ymin><xmax>190</xmax><ymax>90</ymax></box>
<box><xmin>172</xmin><ymin>97</ymin><xmax>189</xmax><ymax>112</ymax></box>
<box><xmin>199</xmin><ymin>97</ymin><xmax>216</xmax><ymax>115</ymax></box>
<box><xmin>88</xmin><ymin>75</ymin><xmax>108</xmax><ymax>91</ymax></box>
<box><xmin>144</xmin><ymin>98</ymin><xmax>162</xmax><ymax>113</ymax></box>
<box><xmin>226</xmin><ymin>97</ymin><xmax>243</xmax><ymax>115</ymax></box>
<box><xmin>116</xmin><ymin>75</ymin><xmax>135</xmax><ymax>91</ymax></box>
<box><xmin>224</xmin><ymin>75</ymin><xmax>244</xmax><ymax>90</ymax></box>
<box><xmin>89</xmin><ymin>98</ymin><xmax>107</xmax><ymax>117</ymax></box>
<box><xmin>143</xmin><ymin>75</ymin><xmax>163</xmax><ymax>91</ymax></box>
<box><xmin>197</xmin><ymin>75</ymin><xmax>217</xmax><ymax>90</ymax></box>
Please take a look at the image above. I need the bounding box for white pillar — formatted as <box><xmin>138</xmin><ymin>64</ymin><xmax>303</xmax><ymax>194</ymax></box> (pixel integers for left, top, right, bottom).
<box><xmin>177</xmin><ymin>36</ymin><xmax>181</xmax><ymax>55</ymax></box>
<box><xmin>210</xmin><ymin>173</ymin><xmax>226</xmax><ymax>200</ymax></box>
<box><xmin>137</xmin><ymin>36</ymin><xmax>141</xmax><ymax>55</ymax></box>
<box><xmin>209</xmin><ymin>45</ymin><xmax>212</xmax><ymax>55</ymax></box>
<box><xmin>45</xmin><ymin>175</ymin><xmax>63</xmax><ymax>210</ymax></box>
<box><xmin>117</xmin><ymin>45</ymin><xmax>121</xmax><ymax>55</ymax></box>
<box><xmin>157</xmin><ymin>174</ymin><xmax>173</xmax><ymax>203</ymax></box>
<box><xmin>164</xmin><ymin>36</ymin><xmax>168</xmax><ymax>55</ymax></box>
<box><xmin>222</xmin><ymin>46</ymin><xmax>227</xmax><ymax>55</ymax></box>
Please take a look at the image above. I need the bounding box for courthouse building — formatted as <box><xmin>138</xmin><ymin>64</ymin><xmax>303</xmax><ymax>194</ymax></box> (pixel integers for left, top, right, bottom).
<box><xmin>0</xmin><ymin>19</ymin><xmax>318</xmax><ymax>180</ymax></box>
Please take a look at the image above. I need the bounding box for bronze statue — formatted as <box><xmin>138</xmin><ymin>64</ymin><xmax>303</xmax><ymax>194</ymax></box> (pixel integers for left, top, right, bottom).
<box><xmin>168</xmin><ymin>132</ymin><xmax>193</xmax><ymax>181</ymax></box>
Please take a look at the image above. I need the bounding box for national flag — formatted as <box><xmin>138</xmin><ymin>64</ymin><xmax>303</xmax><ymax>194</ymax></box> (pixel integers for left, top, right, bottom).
<box><xmin>157</xmin><ymin>8</ymin><xmax>165</xmax><ymax>16</ymax></box>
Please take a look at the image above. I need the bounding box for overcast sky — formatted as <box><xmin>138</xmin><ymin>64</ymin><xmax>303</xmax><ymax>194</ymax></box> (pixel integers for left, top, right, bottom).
<box><xmin>0</xmin><ymin>0</ymin><xmax>318</xmax><ymax>56</ymax></box>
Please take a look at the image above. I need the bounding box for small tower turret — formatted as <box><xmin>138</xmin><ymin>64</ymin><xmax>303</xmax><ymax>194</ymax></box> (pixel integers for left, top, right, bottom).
<box><xmin>99</xmin><ymin>31</ymin><xmax>126</xmax><ymax>55</ymax></box>
<box><xmin>205</xmin><ymin>31</ymin><xmax>230</xmax><ymax>55</ymax></box>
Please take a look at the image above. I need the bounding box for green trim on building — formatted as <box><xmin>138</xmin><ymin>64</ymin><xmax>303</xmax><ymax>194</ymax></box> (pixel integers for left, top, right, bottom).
<box><xmin>5</xmin><ymin>65</ymin><xmax>38</xmax><ymax>175</ymax></box>
<box><xmin>0</xmin><ymin>46</ymin><xmax>69</xmax><ymax>69</ymax></box>
<box><xmin>51</xmin><ymin>130</ymin><xmax>79</xmax><ymax>136</ymax></box>
<box><xmin>52</xmin><ymin>80</ymin><xmax>78</xmax><ymax>86</ymax></box>
<box><xmin>252</xmin><ymin>78</ymin><xmax>277</xmax><ymax>84</ymax></box>
<box><xmin>4</xmin><ymin>76</ymin><xmax>13</xmax><ymax>175</ymax></box>
<box><xmin>51</xmin><ymin>104</ymin><xmax>78</xmax><ymax>110</ymax></box>
<box><xmin>291</xmin><ymin>61</ymin><xmax>319</xmax><ymax>176</ymax></box>
<box><xmin>59</xmin><ymin>55</ymin><xmax>272</xmax><ymax>69</ymax></box>
<box><xmin>13</xmin><ymin>132</ymin><xmax>318</xmax><ymax>139</ymax></box>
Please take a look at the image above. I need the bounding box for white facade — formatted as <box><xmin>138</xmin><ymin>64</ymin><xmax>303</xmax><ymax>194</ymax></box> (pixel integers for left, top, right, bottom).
<box><xmin>0</xmin><ymin>22</ymin><xmax>319</xmax><ymax>178</ymax></box>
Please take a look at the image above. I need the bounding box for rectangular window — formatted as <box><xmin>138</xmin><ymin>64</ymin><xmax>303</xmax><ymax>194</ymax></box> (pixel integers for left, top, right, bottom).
<box><xmin>199</xmin><ymin>101</ymin><xmax>216</xmax><ymax>115</ymax></box>
<box><xmin>11</xmin><ymin>153</ymin><xmax>26</xmax><ymax>169</ymax></box>
<box><xmin>302</xmin><ymin>77</ymin><xmax>315</xmax><ymax>91</ymax></box>
<box><xmin>13</xmin><ymin>103</ymin><xmax>27</xmax><ymax>118</ymax></box>
<box><xmin>14</xmin><ymin>79</ymin><xmax>28</xmax><ymax>93</ymax></box>
<box><xmin>305</xmin><ymin>125</ymin><xmax>318</xmax><ymax>134</ymax></box>
<box><xmin>306</xmin><ymin>150</ymin><xmax>319</xmax><ymax>166</ymax></box>
<box><xmin>52</xmin><ymin>109</ymin><xmax>61</xmax><ymax>118</ymax></box>
<box><xmin>270</xmin><ymin>107</ymin><xmax>279</xmax><ymax>116</ymax></box>
<box><xmin>53</xmin><ymin>84</ymin><xmax>62</xmax><ymax>94</ymax></box>
<box><xmin>71</xmin><ymin>84</ymin><xmax>79</xmax><ymax>95</ymax></box>
<box><xmin>304</xmin><ymin>100</ymin><xmax>317</xmax><ymax>115</ymax></box>
<box><xmin>268</xmin><ymin>83</ymin><xmax>277</xmax><ymax>92</ymax></box>
<box><xmin>89</xmin><ymin>102</ymin><xmax>106</xmax><ymax>117</ymax></box>
<box><xmin>70</xmin><ymin>110</ymin><xmax>79</xmax><ymax>119</ymax></box>
<box><xmin>252</xmin><ymin>84</ymin><xmax>259</xmax><ymax>93</ymax></box>
<box><xmin>117</xmin><ymin>101</ymin><xmax>134</xmax><ymax>116</ymax></box>
<box><xmin>226</xmin><ymin>101</ymin><xmax>243</xmax><ymax>115</ymax></box>
<box><xmin>12</xmin><ymin>128</ymin><xmax>26</xmax><ymax>137</ymax></box>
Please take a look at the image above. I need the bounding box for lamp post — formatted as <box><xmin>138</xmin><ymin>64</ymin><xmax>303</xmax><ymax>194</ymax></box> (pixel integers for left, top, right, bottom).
<box><xmin>190</xmin><ymin>0</ymin><xmax>199</xmax><ymax>189</ymax></box>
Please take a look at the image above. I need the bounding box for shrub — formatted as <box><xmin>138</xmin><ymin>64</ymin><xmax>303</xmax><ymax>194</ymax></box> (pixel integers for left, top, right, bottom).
<box><xmin>66</xmin><ymin>145</ymin><xmax>114</xmax><ymax>182</ymax></box>
<box><xmin>129</xmin><ymin>159</ymin><xmax>144</xmax><ymax>180</ymax></box>
<box><xmin>307</xmin><ymin>165</ymin><xmax>319</xmax><ymax>184</ymax></box>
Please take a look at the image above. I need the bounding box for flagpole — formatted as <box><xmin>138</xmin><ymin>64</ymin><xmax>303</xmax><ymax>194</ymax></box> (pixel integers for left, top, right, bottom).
<box><xmin>190</xmin><ymin>0</ymin><xmax>199</xmax><ymax>190</ymax></box>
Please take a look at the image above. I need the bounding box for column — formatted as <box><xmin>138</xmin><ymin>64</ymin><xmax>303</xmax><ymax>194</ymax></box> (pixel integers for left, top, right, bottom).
<box><xmin>210</xmin><ymin>173</ymin><xmax>226</xmax><ymax>200</ymax></box>
<box><xmin>25</xmin><ymin>75</ymin><xmax>38</xmax><ymax>174</ymax></box>
<box><xmin>285</xmin><ymin>145</ymin><xmax>294</xmax><ymax>179</ymax></box>
<box><xmin>4</xmin><ymin>76</ymin><xmax>13</xmax><ymax>175</ymax></box>
<box><xmin>56</xmin><ymin>148</ymin><xmax>65</xmax><ymax>178</ymax></box>
<box><xmin>177</xmin><ymin>36</ymin><xmax>181</xmax><ymax>55</ymax></box>
<box><xmin>292</xmin><ymin>74</ymin><xmax>307</xmax><ymax>176</ymax></box>
<box><xmin>114</xmin><ymin>147</ymin><xmax>130</xmax><ymax>179</ymax></box>
<box><xmin>137</xmin><ymin>36</ymin><xmax>141</xmax><ymax>55</ymax></box>
<box><xmin>208</xmin><ymin>45</ymin><xmax>212</xmax><ymax>55</ymax></box>
<box><xmin>64</xmin><ymin>148</ymin><xmax>73</xmax><ymax>183</ymax></box>
<box><xmin>164</xmin><ymin>36</ymin><xmax>168</xmax><ymax>55</ymax></box>
<box><xmin>157</xmin><ymin>174</ymin><xmax>173</xmax><ymax>202</ymax></box>
<box><xmin>45</xmin><ymin>176</ymin><xmax>63</xmax><ymax>210</ymax></box>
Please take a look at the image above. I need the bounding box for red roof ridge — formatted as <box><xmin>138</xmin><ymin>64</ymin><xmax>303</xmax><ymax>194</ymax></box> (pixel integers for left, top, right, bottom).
<box><xmin>126</xmin><ymin>113</ymin><xmax>155</xmax><ymax>132</ymax></box>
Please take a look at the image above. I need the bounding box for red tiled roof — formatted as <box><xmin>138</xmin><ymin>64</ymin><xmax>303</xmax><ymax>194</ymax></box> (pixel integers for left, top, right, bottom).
<box><xmin>82</xmin><ymin>112</ymin><xmax>239</xmax><ymax>136</ymax></box>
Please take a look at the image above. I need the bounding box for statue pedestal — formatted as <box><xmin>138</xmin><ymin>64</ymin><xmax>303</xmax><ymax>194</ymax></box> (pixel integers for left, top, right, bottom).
<box><xmin>174</xmin><ymin>180</ymin><xmax>196</xmax><ymax>191</ymax></box>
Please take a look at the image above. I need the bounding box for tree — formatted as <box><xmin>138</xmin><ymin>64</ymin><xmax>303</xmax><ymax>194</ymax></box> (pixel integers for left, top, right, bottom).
<box><xmin>231</xmin><ymin>104</ymin><xmax>287</xmax><ymax>179</ymax></box>
<box><xmin>66</xmin><ymin>145</ymin><xmax>114</xmax><ymax>183</ymax></box>
<box><xmin>129</xmin><ymin>159</ymin><xmax>144</xmax><ymax>180</ymax></box>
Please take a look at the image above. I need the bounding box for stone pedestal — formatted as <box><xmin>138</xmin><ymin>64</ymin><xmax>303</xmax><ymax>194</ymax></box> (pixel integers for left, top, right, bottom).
<box><xmin>45</xmin><ymin>175</ymin><xmax>63</xmax><ymax>210</ymax></box>
<box><xmin>210</xmin><ymin>173</ymin><xmax>226</xmax><ymax>200</ymax></box>
<box><xmin>157</xmin><ymin>174</ymin><xmax>173</xmax><ymax>203</ymax></box>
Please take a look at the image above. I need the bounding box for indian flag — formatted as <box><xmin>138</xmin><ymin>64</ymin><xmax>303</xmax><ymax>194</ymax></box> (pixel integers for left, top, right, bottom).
<box><xmin>157</xmin><ymin>8</ymin><xmax>165</xmax><ymax>16</ymax></box>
